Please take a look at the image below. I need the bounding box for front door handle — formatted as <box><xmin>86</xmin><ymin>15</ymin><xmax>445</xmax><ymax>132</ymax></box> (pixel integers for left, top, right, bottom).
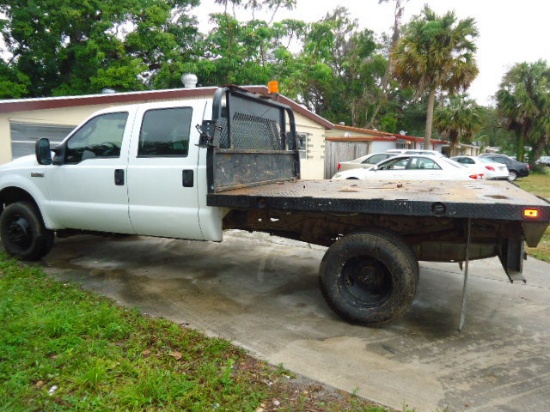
<box><xmin>114</xmin><ymin>169</ymin><xmax>124</xmax><ymax>186</ymax></box>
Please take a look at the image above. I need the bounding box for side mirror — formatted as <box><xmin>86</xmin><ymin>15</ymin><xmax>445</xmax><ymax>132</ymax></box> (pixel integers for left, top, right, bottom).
<box><xmin>35</xmin><ymin>138</ymin><xmax>52</xmax><ymax>165</ymax></box>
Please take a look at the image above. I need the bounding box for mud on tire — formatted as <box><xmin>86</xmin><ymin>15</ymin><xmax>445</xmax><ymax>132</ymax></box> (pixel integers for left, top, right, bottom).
<box><xmin>319</xmin><ymin>230</ymin><xmax>418</xmax><ymax>326</ymax></box>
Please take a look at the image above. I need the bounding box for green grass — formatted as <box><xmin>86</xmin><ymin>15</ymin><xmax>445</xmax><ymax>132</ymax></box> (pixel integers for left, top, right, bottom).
<box><xmin>0</xmin><ymin>254</ymin><xmax>392</xmax><ymax>412</ymax></box>
<box><xmin>516</xmin><ymin>169</ymin><xmax>550</xmax><ymax>262</ymax></box>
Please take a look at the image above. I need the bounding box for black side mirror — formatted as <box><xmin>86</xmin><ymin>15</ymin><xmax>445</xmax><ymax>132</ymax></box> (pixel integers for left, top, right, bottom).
<box><xmin>35</xmin><ymin>138</ymin><xmax>52</xmax><ymax>165</ymax></box>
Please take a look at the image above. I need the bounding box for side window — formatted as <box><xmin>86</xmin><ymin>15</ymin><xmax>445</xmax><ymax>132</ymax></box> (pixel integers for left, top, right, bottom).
<box><xmin>65</xmin><ymin>112</ymin><xmax>128</xmax><ymax>164</ymax></box>
<box><xmin>365</xmin><ymin>154</ymin><xmax>384</xmax><ymax>164</ymax></box>
<box><xmin>380</xmin><ymin>157</ymin><xmax>409</xmax><ymax>170</ymax></box>
<box><xmin>138</xmin><ymin>107</ymin><xmax>192</xmax><ymax>157</ymax></box>
<box><xmin>408</xmin><ymin>157</ymin><xmax>440</xmax><ymax>169</ymax></box>
<box><xmin>422</xmin><ymin>158</ymin><xmax>440</xmax><ymax>169</ymax></box>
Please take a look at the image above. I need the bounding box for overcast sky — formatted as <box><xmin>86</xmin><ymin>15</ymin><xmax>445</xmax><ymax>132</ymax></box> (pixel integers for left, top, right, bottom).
<box><xmin>198</xmin><ymin>0</ymin><xmax>550</xmax><ymax>106</ymax></box>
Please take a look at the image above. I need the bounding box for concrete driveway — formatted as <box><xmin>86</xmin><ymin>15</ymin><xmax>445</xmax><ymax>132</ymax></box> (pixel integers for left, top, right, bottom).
<box><xmin>41</xmin><ymin>231</ymin><xmax>550</xmax><ymax>411</ymax></box>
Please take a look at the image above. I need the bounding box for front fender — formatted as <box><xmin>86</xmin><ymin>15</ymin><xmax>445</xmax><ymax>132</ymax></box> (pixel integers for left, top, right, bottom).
<box><xmin>0</xmin><ymin>162</ymin><xmax>57</xmax><ymax>229</ymax></box>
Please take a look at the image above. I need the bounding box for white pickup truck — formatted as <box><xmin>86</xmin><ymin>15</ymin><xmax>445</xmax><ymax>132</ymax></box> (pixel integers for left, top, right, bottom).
<box><xmin>1</xmin><ymin>86</ymin><xmax>549</xmax><ymax>326</ymax></box>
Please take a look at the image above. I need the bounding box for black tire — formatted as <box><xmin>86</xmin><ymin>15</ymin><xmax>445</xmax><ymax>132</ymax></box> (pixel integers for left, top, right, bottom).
<box><xmin>0</xmin><ymin>202</ymin><xmax>55</xmax><ymax>260</ymax></box>
<box><xmin>508</xmin><ymin>170</ymin><xmax>518</xmax><ymax>181</ymax></box>
<box><xmin>319</xmin><ymin>230</ymin><xmax>418</xmax><ymax>326</ymax></box>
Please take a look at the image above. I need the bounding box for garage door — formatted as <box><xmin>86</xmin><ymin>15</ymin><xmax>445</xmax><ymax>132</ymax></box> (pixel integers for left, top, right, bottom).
<box><xmin>10</xmin><ymin>121</ymin><xmax>75</xmax><ymax>160</ymax></box>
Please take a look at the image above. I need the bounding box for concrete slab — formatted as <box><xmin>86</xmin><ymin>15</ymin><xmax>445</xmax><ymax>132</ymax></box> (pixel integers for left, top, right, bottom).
<box><xmin>40</xmin><ymin>231</ymin><xmax>550</xmax><ymax>411</ymax></box>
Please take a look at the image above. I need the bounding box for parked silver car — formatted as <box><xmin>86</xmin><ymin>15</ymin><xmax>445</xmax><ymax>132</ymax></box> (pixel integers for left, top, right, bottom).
<box><xmin>337</xmin><ymin>152</ymin><xmax>397</xmax><ymax>172</ymax></box>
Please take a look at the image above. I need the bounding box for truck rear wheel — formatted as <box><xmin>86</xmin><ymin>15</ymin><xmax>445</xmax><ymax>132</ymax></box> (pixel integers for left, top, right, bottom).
<box><xmin>0</xmin><ymin>202</ymin><xmax>54</xmax><ymax>261</ymax></box>
<box><xmin>319</xmin><ymin>230</ymin><xmax>418</xmax><ymax>326</ymax></box>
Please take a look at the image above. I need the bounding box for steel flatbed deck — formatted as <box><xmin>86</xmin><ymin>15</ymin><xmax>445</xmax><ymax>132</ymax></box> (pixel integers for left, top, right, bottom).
<box><xmin>207</xmin><ymin>179</ymin><xmax>550</xmax><ymax>221</ymax></box>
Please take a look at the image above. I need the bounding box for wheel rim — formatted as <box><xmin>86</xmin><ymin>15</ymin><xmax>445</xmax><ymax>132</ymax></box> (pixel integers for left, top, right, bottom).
<box><xmin>339</xmin><ymin>256</ymin><xmax>392</xmax><ymax>307</ymax></box>
<box><xmin>6</xmin><ymin>215</ymin><xmax>33</xmax><ymax>250</ymax></box>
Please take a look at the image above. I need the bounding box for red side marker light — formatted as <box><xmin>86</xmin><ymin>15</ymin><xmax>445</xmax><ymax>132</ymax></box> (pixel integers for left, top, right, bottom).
<box><xmin>523</xmin><ymin>209</ymin><xmax>539</xmax><ymax>219</ymax></box>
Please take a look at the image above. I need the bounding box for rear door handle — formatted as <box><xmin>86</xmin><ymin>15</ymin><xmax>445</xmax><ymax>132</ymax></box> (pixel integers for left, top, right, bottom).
<box><xmin>114</xmin><ymin>169</ymin><xmax>125</xmax><ymax>186</ymax></box>
<box><xmin>182</xmin><ymin>170</ymin><xmax>193</xmax><ymax>187</ymax></box>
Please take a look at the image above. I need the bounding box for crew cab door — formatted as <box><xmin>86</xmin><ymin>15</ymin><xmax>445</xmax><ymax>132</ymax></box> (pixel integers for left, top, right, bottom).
<box><xmin>125</xmin><ymin>102</ymin><xmax>206</xmax><ymax>240</ymax></box>
<box><xmin>45</xmin><ymin>110</ymin><xmax>135</xmax><ymax>233</ymax></box>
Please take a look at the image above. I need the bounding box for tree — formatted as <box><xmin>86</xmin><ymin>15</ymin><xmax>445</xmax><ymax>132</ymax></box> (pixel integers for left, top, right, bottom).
<box><xmin>495</xmin><ymin>60</ymin><xmax>550</xmax><ymax>162</ymax></box>
<box><xmin>372</xmin><ymin>0</ymin><xmax>409</xmax><ymax>128</ymax></box>
<box><xmin>0</xmin><ymin>0</ymin><xmax>200</xmax><ymax>97</ymax></box>
<box><xmin>213</xmin><ymin>0</ymin><xmax>296</xmax><ymax>23</ymax></box>
<box><xmin>0</xmin><ymin>62</ymin><xmax>30</xmax><ymax>98</ymax></box>
<box><xmin>177</xmin><ymin>14</ymin><xmax>305</xmax><ymax>88</ymax></box>
<box><xmin>391</xmin><ymin>6</ymin><xmax>479</xmax><ymax>148</ymax></box>
<box><xmin>434</xmin><ymin>95</ymin><xmax>482</xmax><ymax>157</ymax></box>
<box><xmin>286</xmin><ymin>7</ymin><xmax>385</xmax><ymax>127</ymax></box>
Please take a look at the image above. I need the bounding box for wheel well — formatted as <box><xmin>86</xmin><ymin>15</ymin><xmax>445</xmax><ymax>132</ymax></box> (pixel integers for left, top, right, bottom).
<box><xmin>0</xmin><ymin>187</ymin><xmax>38</xmax><ymax>212</ymax></box>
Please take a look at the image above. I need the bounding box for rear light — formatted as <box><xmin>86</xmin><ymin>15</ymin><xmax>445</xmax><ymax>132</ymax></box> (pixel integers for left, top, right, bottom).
<box><xmin>485</xmin><ymin>165</ymin><xmax>495</xmax><ymax>171</ymax></box>
<box><xmin>337</xmin><ymin>163</ymin><xmax>342</xmax><ymax>170</ymax></box>
<box><xmin>523</xmin><ymin>208</ymin><xmax>539</xmax><ymax>219</ymax></box>
<box><xmin>469</xmin><ymin>173</ymin><xmax>485</xmax><ymax>180</ymax></box>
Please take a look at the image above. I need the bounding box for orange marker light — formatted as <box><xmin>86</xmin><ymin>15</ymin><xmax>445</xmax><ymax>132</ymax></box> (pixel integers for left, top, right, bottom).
<box><xmin>268</xmin><ymin>80</ymin><xmax>279</xmax><ymax>94</ymax></box>
<box><xmin>523</xmin><ymin>209</ymin><xmax>539</xmax><ymax>219</ymax></box>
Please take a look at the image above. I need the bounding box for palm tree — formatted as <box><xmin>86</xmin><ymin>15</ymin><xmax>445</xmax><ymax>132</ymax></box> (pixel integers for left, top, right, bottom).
<box><xmin>434</xmin><ymin>95</ymin><xmax>482</xmax><ymax>157</ymax></box>
<box><xmin>495</xmin><ymin>60</ymin><xmax>550</xmax><ymax>162</ymax></box>
<box><xmin>391</xmin><ymin>6</ymin><xmax>479</xmax><ymax>149</ymax></box>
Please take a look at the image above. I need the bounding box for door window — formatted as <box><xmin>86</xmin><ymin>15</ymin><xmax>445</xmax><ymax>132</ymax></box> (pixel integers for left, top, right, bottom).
<box><xmin>65</xmin><ymin>112</ymin><xmax>128</xmax><ymax>164</ymax></box>
<box><xmin>138</xmin><ymin>107</ymin><xmax>192</xmax><ymax>157</ymax></box>
<box><xmin>409</xmin><ymin>157</ymin><xmax>440</xmax><ymax>170</ymax></box>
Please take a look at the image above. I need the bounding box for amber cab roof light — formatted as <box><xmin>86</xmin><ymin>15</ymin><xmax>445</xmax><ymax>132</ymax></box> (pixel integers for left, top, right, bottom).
<box><xmin>268</xmin><ymin>80</ymin><xmax>279</xmax><ymax>94</ymax></box>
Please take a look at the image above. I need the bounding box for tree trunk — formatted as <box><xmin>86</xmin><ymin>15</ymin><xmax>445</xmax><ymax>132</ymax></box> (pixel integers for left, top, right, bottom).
<box><xmin>425</xmin><ymin>88</ymin><xmax>436</xmax><ymax>149</ymax></box>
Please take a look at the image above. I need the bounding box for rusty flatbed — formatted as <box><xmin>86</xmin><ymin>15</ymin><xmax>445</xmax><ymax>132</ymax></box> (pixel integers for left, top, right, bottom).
<box><xmin>207</xmin><ymin>179</ymin><xmax>550</xmax><ymax>222</ymax></box>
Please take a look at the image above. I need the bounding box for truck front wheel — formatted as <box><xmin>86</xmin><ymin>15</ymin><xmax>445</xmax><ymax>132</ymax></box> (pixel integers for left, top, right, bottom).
<box><xmin>0</xmin><ymin>202</ymin><xmax>54</xmax><ymax>261</ymax></box>
<box><xmin>319</xmin><ymin>231</ymin><xmax>418</xmax><ymax>326</ymax></box>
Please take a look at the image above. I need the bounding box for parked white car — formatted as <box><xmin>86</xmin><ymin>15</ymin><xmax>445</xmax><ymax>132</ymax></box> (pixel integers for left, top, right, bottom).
<box><xmin>332</xmin><ymin>155</ymin><xmax>485</xmax><ymax>181</ymax></box>
<box><xmin>536</xmin><ymin>156</ymin><xmax>550</xmax><ymax>167</ymax></box>
<box><xmin>337</xmin><ymin>152</ymin><xmax>397</xmax><ymax>172</ymax></box>
<box><xmin>451</xmin><ymin>155</ymin><xmax>509</xmax><ymax>180</ymax></box>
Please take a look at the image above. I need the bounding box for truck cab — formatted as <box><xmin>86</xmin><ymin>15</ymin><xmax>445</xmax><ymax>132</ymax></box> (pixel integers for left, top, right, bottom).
<box><xmin>0</xmin><ymin>97</ymin><xmax>226</xmax><ymax>261</ymax></box>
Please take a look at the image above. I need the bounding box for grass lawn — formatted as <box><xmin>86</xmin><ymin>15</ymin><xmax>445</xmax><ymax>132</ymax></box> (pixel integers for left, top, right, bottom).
<box><xmin>0</xmin><ymin>253</ymin><xmax>391</xmax><ymax>412</ymax></box>
<box><xmin>516</xmin><ymin>169</ymin><xmax>550</xmax><ymax>262</ymax></box>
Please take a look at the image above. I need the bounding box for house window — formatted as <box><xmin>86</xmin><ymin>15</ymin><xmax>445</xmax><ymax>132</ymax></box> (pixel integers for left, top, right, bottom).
<box><xmin>297</xmin><ymin>132</ymin><xmax>310</xmax><ymax>159</ymax></box>
<box><xmin>396</xmin><ymin>140</ymin><xmax>409</xmax><ymax>150</ymax></box>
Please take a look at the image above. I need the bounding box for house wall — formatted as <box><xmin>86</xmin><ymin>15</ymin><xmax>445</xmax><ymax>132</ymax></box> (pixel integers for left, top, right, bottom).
<box><xmin>371</xmin><ymin>141</ymin><xmax>396</xmax><ymax>153</ymax></box>
<box><xmin>295</xmin><ymin>116</ymin><xmax>326</xmax><ymax>179</ymax></box>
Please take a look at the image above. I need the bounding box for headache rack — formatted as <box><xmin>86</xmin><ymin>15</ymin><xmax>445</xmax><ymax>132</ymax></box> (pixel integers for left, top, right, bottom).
<box><xmin>198</xmin><ymin>86</ymin><xmax>300</xmax><ymax>193</ymax></box>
